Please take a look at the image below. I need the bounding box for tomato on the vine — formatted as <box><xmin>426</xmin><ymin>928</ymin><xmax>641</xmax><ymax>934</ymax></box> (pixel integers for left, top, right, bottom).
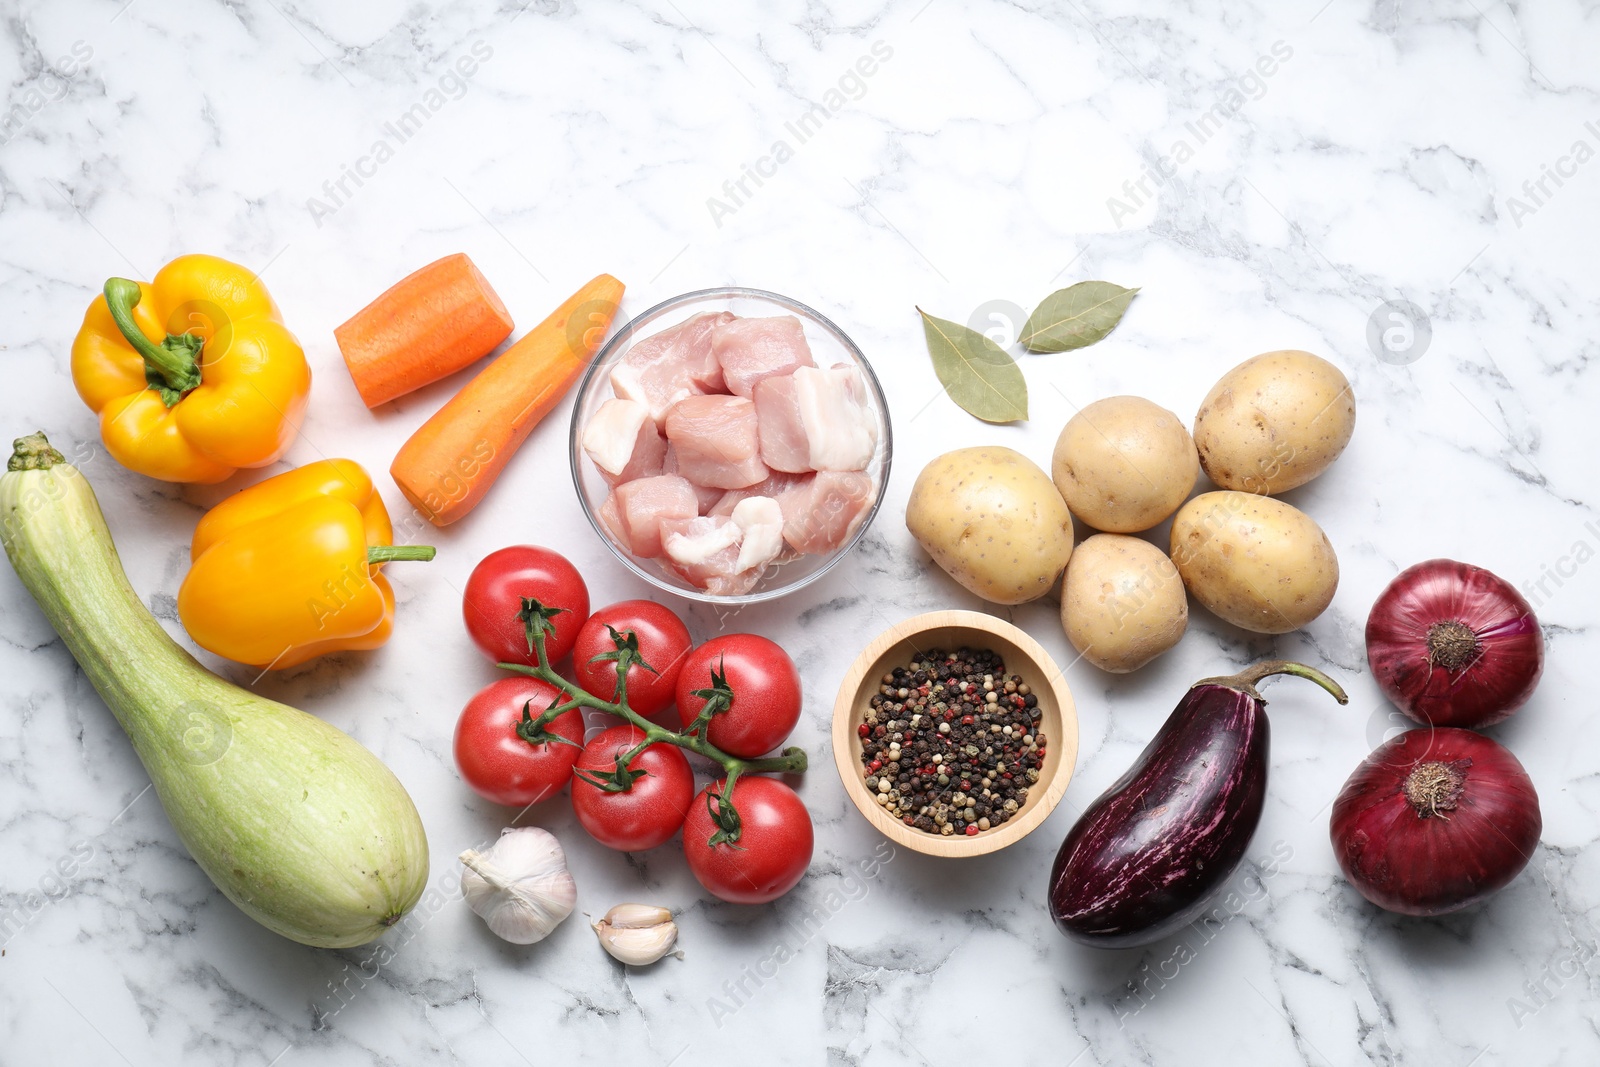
<box><xmin>463</xmin><ymin>546</ymin><xmax>590</xmax><ymax>665</ymax></box>
<box><xmin>454</xmin><ymin>676</ymin><xmax>584</xmax><ymax>807</ymax></box>
<box><xmin>683</xmin><ymin>776</ymin><xmax>813</xmax><ymax>904</ymax></box>
<box><xmin>572</xmin><ymin>600</ymin><xmax>691</xmax><ymax>718</ymax></box>
<box><xmin>571</xmin><ymin>725</ymin><xmax>695</xmax><ymax>851</ymax></box>
<box><xmin>674</xmin><ymin>633</ymin><xmax>802</xmax><ymax>757</ymax></box>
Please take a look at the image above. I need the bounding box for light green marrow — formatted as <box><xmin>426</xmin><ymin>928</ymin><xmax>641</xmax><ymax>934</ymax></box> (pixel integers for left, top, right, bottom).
<box><xmin>1</xmin><ymin>433</ymin><xmax>428</xmax><ymax>948</ymax></box>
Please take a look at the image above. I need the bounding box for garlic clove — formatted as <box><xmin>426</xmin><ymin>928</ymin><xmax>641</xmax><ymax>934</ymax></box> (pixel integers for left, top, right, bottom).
<box><xmin>600</xmin><ymin>903</ymin><xmax>674</xmax><ymax>930</ymax></box>
<box><xmin>593</xmin><ymin>903</ymin><xmax>679</xmax><ymax>965</ymax></box>
<box><xmin>460</xmin><ymin>827</ymin><xmax>576</xmax><ymax>945</ymax></box>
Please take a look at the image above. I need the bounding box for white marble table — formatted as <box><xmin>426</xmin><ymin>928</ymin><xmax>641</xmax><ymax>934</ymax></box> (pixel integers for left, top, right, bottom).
<box><xmin>3</xmin><ymin>2</ymin><xmax>1597</xmax><ymax>1064</ymax></box>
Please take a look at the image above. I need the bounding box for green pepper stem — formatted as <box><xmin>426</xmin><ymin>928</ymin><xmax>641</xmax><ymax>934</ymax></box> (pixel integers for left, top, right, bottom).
<box><xmin>366</xmin><ymin>545</ymin><xmax>437</xmax><ymax>563</ymax></box>
<box><xmin>1199</xmin><ymin>659</ymin><xmax>1349</xmax><ymax>705</ymax></box>
<box><xmin>102</xmin><ymin>278</ymin><xmax>203</xmax><ymax>404</ymax></box>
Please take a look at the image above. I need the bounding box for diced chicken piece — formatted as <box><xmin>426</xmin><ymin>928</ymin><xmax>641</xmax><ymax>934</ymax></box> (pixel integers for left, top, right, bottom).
<box><xmin>662</xmin><ymin>515</ymin><xmax>743</xmax><ymax>567</ymax></box>
<box><xmin>692</xmin><ymin>485</ymin><xmax>724</xmax><ymax>514</ymax></box>
<box><xmin>601</xmin><ymin>475</ymin><xmax>698</xmax><ymax>559</ymax></box>
<box><xmin>778</xmin><ymin>471</ymin><xmax>875</xmax><ymax>554</ymax></box>
<box><xmin>754</xmin><ymin>364</ymin><xmax>878</xmax><ymax>473</ymax></box>
<box><xmin>729</xmin><ymin>496</ymin><xmax>785</xmax><ymax>573</ymax></box>
<box><xmin>662</xmin><ymin>444</ymin><xmax>725</xmax><ymax>513</ymax></box>
<box><xmin>803</xmin><ymin>365</ymin><xmax>878</xmax><ymax>471</ymax></box>
<box><xmin>711</xmin><ymin>315</ymin><xmax>815</xmax><ymax>399</ymax></box>
<box><xmin>582</xmin><ymin>397</ymin><xmax>667</xmax><ymax>484</ymax></box>
<box><xmin>660</xmin><ymin>515</ymin><xmax>759</xmax><ymax>595</ymax></box>
<box><xmin>709</xmin><ymin>471</ymin><xmax>808</xmax><ymax>518</ymax></box>
<box><xmin>609</xmin><ymin>311</ymin><xmax>734</xmax><ymax>422</ymax></box>
<box><xmin>752</xmin><ymin>373</ymin><xmax>811</xmax><ymax>473</ymax></box>
<box><xmin>663</xmin><ymin>394</ymin><xmax>769</xmax><ymax>489</ymax></box>
<box><xmin>598</xmin><ymin>491</ymin><xmax>625</xmax><ymax>548</ymax></box>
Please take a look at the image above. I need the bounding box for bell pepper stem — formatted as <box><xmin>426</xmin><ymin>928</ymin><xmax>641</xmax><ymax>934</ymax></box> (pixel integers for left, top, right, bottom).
<box><xmin>366</xmin><ymin>545</ymin><xmax>436</xmax><ymax>563</ymax></box>
<box><xmin>103</xmin><ymin>278</ymin><xmax>203</xmax><ymax>406</ymax></box>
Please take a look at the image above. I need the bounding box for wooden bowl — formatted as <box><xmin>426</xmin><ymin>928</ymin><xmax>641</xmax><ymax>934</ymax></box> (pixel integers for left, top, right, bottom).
<box><xmin>831</xmin><ymin>610</ymin><xmax>1078</xmax><ymax>858</ymax></box>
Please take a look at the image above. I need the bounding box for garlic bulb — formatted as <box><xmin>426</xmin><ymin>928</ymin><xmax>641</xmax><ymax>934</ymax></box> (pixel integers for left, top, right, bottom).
<box><xmin>460</xmin><ymin>827</ymin><xmax>576</xmax><ymax>944</ymax></box>
<box><xmin>593</xmin><ymin>903</ymin><xmax>679</xmax><ymax>965</ymax></box>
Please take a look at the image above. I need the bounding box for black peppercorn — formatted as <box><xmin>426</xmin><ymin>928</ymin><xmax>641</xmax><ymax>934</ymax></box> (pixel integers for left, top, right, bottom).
<box><xmin>858</xmin><ymin>645</ymin><xmax>1048</xmax><ymax>840</ymax></box>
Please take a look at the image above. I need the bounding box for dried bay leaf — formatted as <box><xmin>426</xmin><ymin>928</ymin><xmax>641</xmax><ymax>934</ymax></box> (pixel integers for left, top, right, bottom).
<box><xmin>1019</xmin><ymin>281</ymin><xmax>1139</xmax><ymax>352</ymax></box>
<box><xmin>917</xmin><ymin>307</ymin><xmax>1028</xmax><ymax>423</ymax></box>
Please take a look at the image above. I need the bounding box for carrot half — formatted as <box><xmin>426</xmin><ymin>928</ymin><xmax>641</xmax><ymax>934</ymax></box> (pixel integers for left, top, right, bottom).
<box><xmin>390</xmin><ymin>273</ymin><xmax>625</xmax><ymax>526</ymax></box>
<box><xmin>335</xmin><ymin>253</ymin><xmax>514</xmax><ymax>408</ymax></box>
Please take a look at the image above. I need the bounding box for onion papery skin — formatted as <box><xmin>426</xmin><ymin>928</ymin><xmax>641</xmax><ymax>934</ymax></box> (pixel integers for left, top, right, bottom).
<box><xmin>1365</xmin><ymin>558</ymin><xmax>1543</xmax><ymax>728</ymax></box>
<box><xmin>1330</xmin><ymin>728</ymin><xmax>1541</xmax><ymax>916</ymax></box>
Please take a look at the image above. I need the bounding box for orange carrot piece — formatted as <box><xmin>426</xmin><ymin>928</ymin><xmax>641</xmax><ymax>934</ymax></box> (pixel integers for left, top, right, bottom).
<box><xmin>335</xmin><ymin>253</ymin><xmax>515</xmax><ymax>408</ymax></box>
<box><xmin>390</xmin><ymin>274</ymin><xmax>625</xmax><ymax>526</ymax></box>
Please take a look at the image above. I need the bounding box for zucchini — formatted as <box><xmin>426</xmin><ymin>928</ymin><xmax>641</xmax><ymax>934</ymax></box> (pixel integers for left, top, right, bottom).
<box><xmin>1</xmin><ymin>433</ymin><xmax>428</xmax><ymax>948</ymax></box>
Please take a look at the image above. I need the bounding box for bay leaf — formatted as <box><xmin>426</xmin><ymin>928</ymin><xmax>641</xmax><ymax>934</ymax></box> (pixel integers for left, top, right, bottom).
<box><xmin>1019</xmin><ymin>281</ymin><xmax>1139</xmax><ymax>352</ymax></box>
<box><xmin>917</xmin><ymin>307</ymin><xmax>1028</xmax><ymax>423</ymax></box>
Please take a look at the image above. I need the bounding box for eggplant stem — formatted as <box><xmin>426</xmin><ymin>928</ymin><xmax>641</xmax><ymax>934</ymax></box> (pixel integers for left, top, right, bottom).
<box><xmin>1198</xmin><ymin>659</ymin><xmax>1349</xmax><ymax>705</ymax></box>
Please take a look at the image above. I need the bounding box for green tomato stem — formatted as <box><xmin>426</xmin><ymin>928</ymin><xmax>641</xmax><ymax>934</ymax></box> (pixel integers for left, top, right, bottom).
<box><xmin>496</xmin><ymin>654</ymin><xmax>809</xmax><ymax>780</ymax></box>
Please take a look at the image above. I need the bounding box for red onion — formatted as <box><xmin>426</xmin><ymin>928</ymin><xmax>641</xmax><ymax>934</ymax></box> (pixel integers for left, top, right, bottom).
<box><xmin>1330</xmin><ymin>728</ymin><xmax>1541</xmax><ymax>916</ymax></box>
<box><xmin>1365</xmin><ymin>559</ymin><xmax>1543</xmax><ymax>728</ymax></box>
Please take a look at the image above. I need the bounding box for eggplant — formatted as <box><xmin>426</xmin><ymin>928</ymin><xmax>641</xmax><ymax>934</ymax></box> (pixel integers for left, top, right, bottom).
<box><xmin>1048</xmin><ymin>660</ymin><xmax>1347</xmax><ymax>948</ymax></box>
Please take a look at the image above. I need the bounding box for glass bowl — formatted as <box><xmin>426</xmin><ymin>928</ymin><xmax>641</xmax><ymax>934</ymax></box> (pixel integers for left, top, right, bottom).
<box><xmin>568</xmin><ymin>287</ymin><xmax>892</xmax><ymax>604</ymax></box>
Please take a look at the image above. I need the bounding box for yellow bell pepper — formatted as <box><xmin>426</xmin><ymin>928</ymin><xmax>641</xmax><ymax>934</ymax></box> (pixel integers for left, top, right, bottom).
<box><xmin>177</xmin><ymin>459</ymin><xmax>435</xmax><ymax>670</ymax></box>
<box><xmin>71</xmin><ymin>254</ymin><xmax>312</xmax><ymax>484</ymax></box>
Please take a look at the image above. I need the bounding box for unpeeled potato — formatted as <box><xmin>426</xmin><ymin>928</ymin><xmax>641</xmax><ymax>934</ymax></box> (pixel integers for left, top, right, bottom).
<box><xmin>1051</xmin><ymin>396</ymin><xmax>1199</xmax><ymax>533</ymax></box>
<box><xmin>1169</xmin><ymin>491</ymin><xmax>1338</xmax><ymax>634</ymax></box>
<box><xmin>906</xmin><ymin>446</ymin><xmax>1074</xmax><ymax>605</ymax></box>
<box><xmin>1061</xmin><ymin>534</ymin><xmax>1188</xmax><ymax>673</ymax></box>
<box><xmin>1192</xmin><ymin>350</ymin><xmax>1355</xmax><ymax>494</ymax></box>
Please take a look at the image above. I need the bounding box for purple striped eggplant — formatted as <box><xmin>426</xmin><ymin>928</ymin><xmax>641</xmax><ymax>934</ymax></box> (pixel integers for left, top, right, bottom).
<box><xmin>1048</xmin><ymin>660</ymin><xmax>1347</xmax><ymax>948</ymax></box>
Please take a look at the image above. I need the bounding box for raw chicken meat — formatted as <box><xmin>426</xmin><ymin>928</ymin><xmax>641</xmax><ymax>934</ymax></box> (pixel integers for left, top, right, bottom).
<box><xmin>729</xmin><ymin>496</ymin><xmax>785</xmax><ymax>573</ymax></box>
<box><xmin>661</xmin><ymin>444</ymin><xmax>725</xmax><ymax>513</ymax></box>
<box><xmin>663</xmin><ymin>394</ymin><xmax>769</xmax><ymax>490</ymax></box>
<box><xmin>708</xmin><ymin>471</ymin><xmax>808</xmax><ymax>518</ymax></box>
<box><xmin>711</xmin><ymin>315</ymin><xmax>815</xmax><ymax>399</ymax></box>
<box><xmin>599</xmin><ymin>475</ymin><xmax>698</xmax><ymax>558</ymax></box>
<box><xmin>582</xmin><ymin>397</ymin><xmax>666</xmax><ymax>484</ymax></box>
<box><xmin>752</xmin><ymin>364</ymin><xmax>877</xmax><ymax>473</ymax></box>
<box><xmin>610</xmin><ymin>311</ymin><xmax>734</xmax><ymax>422</ymax></box>
<box><xmin>662</xmin><ymin>515</ymin><xmax>742</xmax><ymax>567</ymax></box>
<box><xmin>776</xmin><ymin>470</ymin><xmax>875</xmax><ymax>554</ymax></box>
<box><xmin>586</xmin><ymin>309</ymin><xmax>883</xmax><ymax>595</ymax></box>
<box><xmin>660</xmin><ymin>516</ymin><xmax>760</xmax><ymax>597</ymax></box>
<box><xmin>709</xmin><ymin>471</ymin><xmax>873</xmax><ymax>554</ymax></box>
<box><xmin>751</xmin><ymin>374</ymin><xmax>811</xmax><ymax>473</ymax></box>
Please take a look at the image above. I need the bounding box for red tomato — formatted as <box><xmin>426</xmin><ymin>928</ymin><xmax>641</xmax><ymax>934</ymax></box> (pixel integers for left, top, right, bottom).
<box><xmin>572</xmin><ymin>600</ymin><xmax>691</xmax><ymax>718</ymax></box>
<box><xmin>683</xmin><ymin>777</ymin><xmax>813</xmax><ymax>904</ymax></box>
<box><xmin>454</xmin><ymin>676</ymin><xmax>584</xmax><ymax>807</ymax></box>
<box><xmin>463</xmin><ymin>546</ymin><xmax>590</xmax><ymax>665</ymax></box>
<box><xmin>571</xmin><ymin>725</ymin><xmax>694</xmax><ymax>851</ymax></box>
<box><xmin>674</xmin><ymin>634</ymin><xmax>802</xmax><ymax>757</ymax></box>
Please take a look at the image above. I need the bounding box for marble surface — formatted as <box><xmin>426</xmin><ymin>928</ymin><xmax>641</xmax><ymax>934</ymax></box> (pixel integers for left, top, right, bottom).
<box><xmin>2</xmin><ymin>1</ymin><xmax>1598</xmax><ymax>1064</ymax></box>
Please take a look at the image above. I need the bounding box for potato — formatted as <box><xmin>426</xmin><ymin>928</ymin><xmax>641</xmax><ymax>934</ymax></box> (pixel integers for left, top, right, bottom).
<box><xmin>1061</xmin><ymin>534</ymin><xmax>1188</xmax><ymax>673</ymax></box>
<box><xmin>1169</xmin><ymin>491</ymin><xmax>1338</xmax><ymax>634</ymax></box>
<box><xmin>906</xmin><ymin>446</ymin><xmax>1074</xmax><ymax>604</ymax></box>
<box><xmin>1051</xmin><ymin>396</ymin><xmax>1198</xmax><ymax>533</ymax></box>
<box><xmin>1193</xmin><ymin>350</ymin><xmax>1355</xmax><ymax>494</ymax></box>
